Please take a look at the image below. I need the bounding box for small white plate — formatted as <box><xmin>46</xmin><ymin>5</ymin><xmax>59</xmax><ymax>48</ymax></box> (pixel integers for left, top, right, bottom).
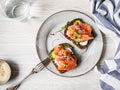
<box><xmin>36</xmin><ymin>10</ymin><xmax>103</xmax><ymax>77</ymax></box>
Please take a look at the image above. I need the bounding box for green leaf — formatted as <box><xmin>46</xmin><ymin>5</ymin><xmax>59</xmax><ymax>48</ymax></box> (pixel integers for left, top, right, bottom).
<box><xmin>72</xmin><ymin>54</ymin><xmax>77</xmax><ymax>59</ymax></box>
<box><xmin>63</xmin><ymin>44</ymin><xmax>72</xmax><ymax>49</ymax></box>
<box><xmin>52</xmin><ymin>22</ymin><xmax>68</xmax><ymax>34</ymax></box>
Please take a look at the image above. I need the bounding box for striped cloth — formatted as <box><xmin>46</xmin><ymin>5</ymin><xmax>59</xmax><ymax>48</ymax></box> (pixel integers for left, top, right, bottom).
<box><xmin>90</xmin><ymin>0</ymin><xmax>120</xmax><ymax>90</ymax></box>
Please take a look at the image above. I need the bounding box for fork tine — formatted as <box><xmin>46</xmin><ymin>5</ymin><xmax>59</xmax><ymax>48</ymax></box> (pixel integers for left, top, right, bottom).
<box><xmin>37</xmin><ymin>65</ymin><xmax>44</xmax><ymax>72</ymax></box>
<box><xmin>35</xmin><ymin>63</ymin><xmax>43</xmax><ymax>68</ymax></box>
<box><xmin>37</xmin><ymin>58</ymin><xmax>50</xmax><ymax>71</ymax></box>
<box><xmin>35</xmin><ymin>62</ymin><xmax>42</xmax><ymax>68</ymax></box>
<box><xmin>32</xmin><ymin>57</ymin><xmax>50</xmax><ymax>73</ymax></box>
<box><xmin>42</xmin><ymin>57</ymin><xmax>50</xmax><ymax>67</ymax></box>
<box><xmin>33</xmin><ymin>63</ymin><xmax>43</xmax><ymax>72</ymax></box>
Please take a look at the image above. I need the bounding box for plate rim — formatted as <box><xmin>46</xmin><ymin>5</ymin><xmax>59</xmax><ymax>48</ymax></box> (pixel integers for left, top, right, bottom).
<box><xmin>36</xmin><ymin>10</ymin><xmax>103</xmax><ymax>78</ymax></box>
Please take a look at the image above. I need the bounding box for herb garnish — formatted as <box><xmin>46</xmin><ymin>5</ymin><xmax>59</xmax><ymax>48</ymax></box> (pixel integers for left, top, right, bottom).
<box><xmin>50</xmin><ymin>22</ymin><xmax>68</xmax><ymax>35</ymax></box>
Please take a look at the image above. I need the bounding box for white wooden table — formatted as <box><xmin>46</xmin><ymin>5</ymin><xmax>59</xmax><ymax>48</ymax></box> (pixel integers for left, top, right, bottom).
<box><xmin>0</xmin><ymin>0</ymin><xmax>117</xmax><ymax>90</ymax></box>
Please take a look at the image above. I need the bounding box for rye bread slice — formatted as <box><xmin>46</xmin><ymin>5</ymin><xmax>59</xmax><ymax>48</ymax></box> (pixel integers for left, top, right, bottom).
<box><xmin>52</xmin><ymin>60</ymin><xmax>67</xmax><ymax>73</ymax></box>
<box><xmin>64</xmin><ymin>18</ymin><xmax>95</xmax><ymax>49</ymax></box>
<box><xmin>49</xmin><ymin>43</ymin><xmax>77</xmax><ymax>74</ymax></box>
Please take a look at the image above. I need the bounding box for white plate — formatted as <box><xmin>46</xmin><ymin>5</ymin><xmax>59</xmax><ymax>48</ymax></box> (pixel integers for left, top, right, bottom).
<box><xmin>36</xmin><ymin>10</ymin><xmax>103</xmax><ymax>77</ymax></box>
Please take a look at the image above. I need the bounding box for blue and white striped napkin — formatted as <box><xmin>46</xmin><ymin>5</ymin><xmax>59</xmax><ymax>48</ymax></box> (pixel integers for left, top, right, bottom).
<box><xmin>90</xmin><ymin>0</ymin><xmax>120</xmax><ymax>90</ymax></box>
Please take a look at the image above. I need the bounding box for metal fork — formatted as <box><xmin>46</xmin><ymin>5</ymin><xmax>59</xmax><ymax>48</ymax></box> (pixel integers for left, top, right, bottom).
<box><xmin>6</xmin><ymin>57</ymin><xmax>50</xmax><ymax>90</ymax></box>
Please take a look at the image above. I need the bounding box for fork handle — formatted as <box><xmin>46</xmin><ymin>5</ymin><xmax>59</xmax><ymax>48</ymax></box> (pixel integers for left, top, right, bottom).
<box><xmin>6</xmin><ymin>72</ymin><xmax>33</xmax><ymax>90</ymax></box>
<box><xmin>6</xmin><ymin>84</ymin><xmax>21</xmax><ymax>90</ymax></box>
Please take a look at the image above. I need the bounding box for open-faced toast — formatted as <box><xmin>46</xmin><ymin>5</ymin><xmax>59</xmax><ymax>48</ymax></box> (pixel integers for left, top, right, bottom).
<box><xmin>64</xmin><ymin>18</ymin><xmax>95</xmax><ymax>49</ymax></box>
<box><xmin>49</xmin><ymin>43</ymin><xmax>77</xmax><ymax>73</ymax></box>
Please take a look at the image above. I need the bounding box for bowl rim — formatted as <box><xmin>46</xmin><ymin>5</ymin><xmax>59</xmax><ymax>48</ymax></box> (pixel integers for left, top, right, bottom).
<box><xmin>0</xmin><ymin>60</ymin><xmax>11</xmax><ymax>84</ymax></box>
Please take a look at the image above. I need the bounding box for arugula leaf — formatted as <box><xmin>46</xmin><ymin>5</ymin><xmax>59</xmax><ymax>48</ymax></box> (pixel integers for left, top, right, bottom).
<box><xmin>51</xmin><ymin>22</ymin><xmax>68</xmax><ymax>35</ymax></box>
<box><xmin>64</xmin><ymin>45</ymin><xmax>72</xmax><ymax>49</ymax></box>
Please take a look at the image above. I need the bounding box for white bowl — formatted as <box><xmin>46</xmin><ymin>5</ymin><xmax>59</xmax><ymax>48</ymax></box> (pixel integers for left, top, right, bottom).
<box><xmin>0</xmin><ymin>60</ymin><xmax>11</xmax><ymax>85</ymax></box>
